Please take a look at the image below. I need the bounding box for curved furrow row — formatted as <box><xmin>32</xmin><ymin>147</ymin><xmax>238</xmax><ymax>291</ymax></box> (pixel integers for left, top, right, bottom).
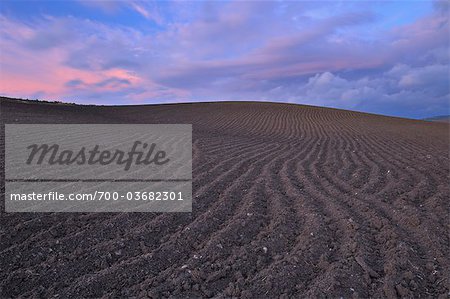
<box><xmin>57</xmin><ymin>139</ymin><xmax>291</xmax><ymax>297</ymax></box>
<box><xmin>300</xmin><ymin>129</ymin><xmax>386</xmax><ymax>297</ymax></box>
<box><xmin>301</xmin><ymin>123</ymin><xmax>448</xmax><ymax>296</ymax></box>
<box><xmin>129</xmin><ymin>141</ymin><xmax>300</xmax><ymax>297</ymax></box>
<box><xmin>357</xmin><ymin>133</ymin><xmax>447</xmax><ymax>229</ymax></box>
<box><xmin>1</xmin><ymin>99</ymin><xmax>448</xmax><ymax>298</ymax></box>
<box><xmin>2</xmin><ymin>137</ymin><xmax>278</xmax><ymax>297</ymax></box>
<box><xmin>246</xmin><ymin>136</ymin><xmax>341</xmax><ymax>297</ymax></box>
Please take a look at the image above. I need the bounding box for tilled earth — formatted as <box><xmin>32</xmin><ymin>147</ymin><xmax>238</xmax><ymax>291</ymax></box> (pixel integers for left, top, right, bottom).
<box><xmin>0</xmin><ymin>97</ymin><xmax>449</xmax><ymax>298</ymax></box>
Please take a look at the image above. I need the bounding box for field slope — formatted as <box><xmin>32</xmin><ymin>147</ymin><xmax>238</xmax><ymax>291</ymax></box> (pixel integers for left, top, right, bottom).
<box><xmin>1</xmin><ymin>97</ymin><xmax>449</xmax><ymax>298</ymax></box>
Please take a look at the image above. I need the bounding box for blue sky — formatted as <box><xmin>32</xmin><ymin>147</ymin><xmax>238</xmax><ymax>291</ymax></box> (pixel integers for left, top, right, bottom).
<box><xmin>0</xmin><ymin>0</ymin><xmax>448</xmax><ymax>119</ymax></box>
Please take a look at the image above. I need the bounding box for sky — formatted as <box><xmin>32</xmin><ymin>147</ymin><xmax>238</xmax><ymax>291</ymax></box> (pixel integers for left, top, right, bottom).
<box><xmin>0</xmin><ymin>0</ymin><xmax>448</xmax><ymax>119</ymax></box>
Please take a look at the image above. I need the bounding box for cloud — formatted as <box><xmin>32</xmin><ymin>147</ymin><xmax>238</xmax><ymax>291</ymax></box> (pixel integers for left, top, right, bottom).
<box><xmin>0</xmin><ymin>16</ymin><xmax>184</xmax><ymax>104</ymax></box>
<box><xmin>65</xmin><ymin>79</ymin><xmax>84</xmax><ymax>87</ymax></box>
<box><xmin>275</xmin><ymin>63</ymin><xmax>448</xmax><ymax>118</ymax></box>
<box><xmin>129</xmin><ymin>1</ymin><xmax>163</xmax><ymax>25</ymax></box>
<box><xmin>77</xmin><ymin>0</ymin><xmax>123</xmax><ymax>14</ymax></box>
<box><xmin>78</xmin><ymin>0</ymin><xmax>163</xmax><ymax>24</ymax></box>
<box><xmin>396</xmin><ymin>64</ymin><xmax>448</xmax><ymax>93</ymax></box>
<box><xmin>0</xmin><ymin>1</ymin><xmax>448</xmax><ymax>117</ymax></box>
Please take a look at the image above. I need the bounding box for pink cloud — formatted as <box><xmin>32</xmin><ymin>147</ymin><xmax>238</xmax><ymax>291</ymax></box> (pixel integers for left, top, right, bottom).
<box><xmin>0</xmin><ymin>1</ymin><xmax>447</xmax><ymax>117</ymax></box>
<box><xmin>0</xmin><ymin>16</ymin><xmax>183</xmax><ymax>103</ymax></box>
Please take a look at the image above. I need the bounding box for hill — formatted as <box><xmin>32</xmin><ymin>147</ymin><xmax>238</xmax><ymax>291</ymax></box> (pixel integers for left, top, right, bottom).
<box><xmin>0</xmin><ymin>96</ymin><xmax>449</xmax><ymax>298</ymax></box>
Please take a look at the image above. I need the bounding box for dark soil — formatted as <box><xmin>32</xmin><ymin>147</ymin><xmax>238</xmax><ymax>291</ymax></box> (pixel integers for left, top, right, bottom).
<box><xmin>0</xmin><ymin>97</ymin><xmax>449</xmax><ymax>298</ymax></box>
